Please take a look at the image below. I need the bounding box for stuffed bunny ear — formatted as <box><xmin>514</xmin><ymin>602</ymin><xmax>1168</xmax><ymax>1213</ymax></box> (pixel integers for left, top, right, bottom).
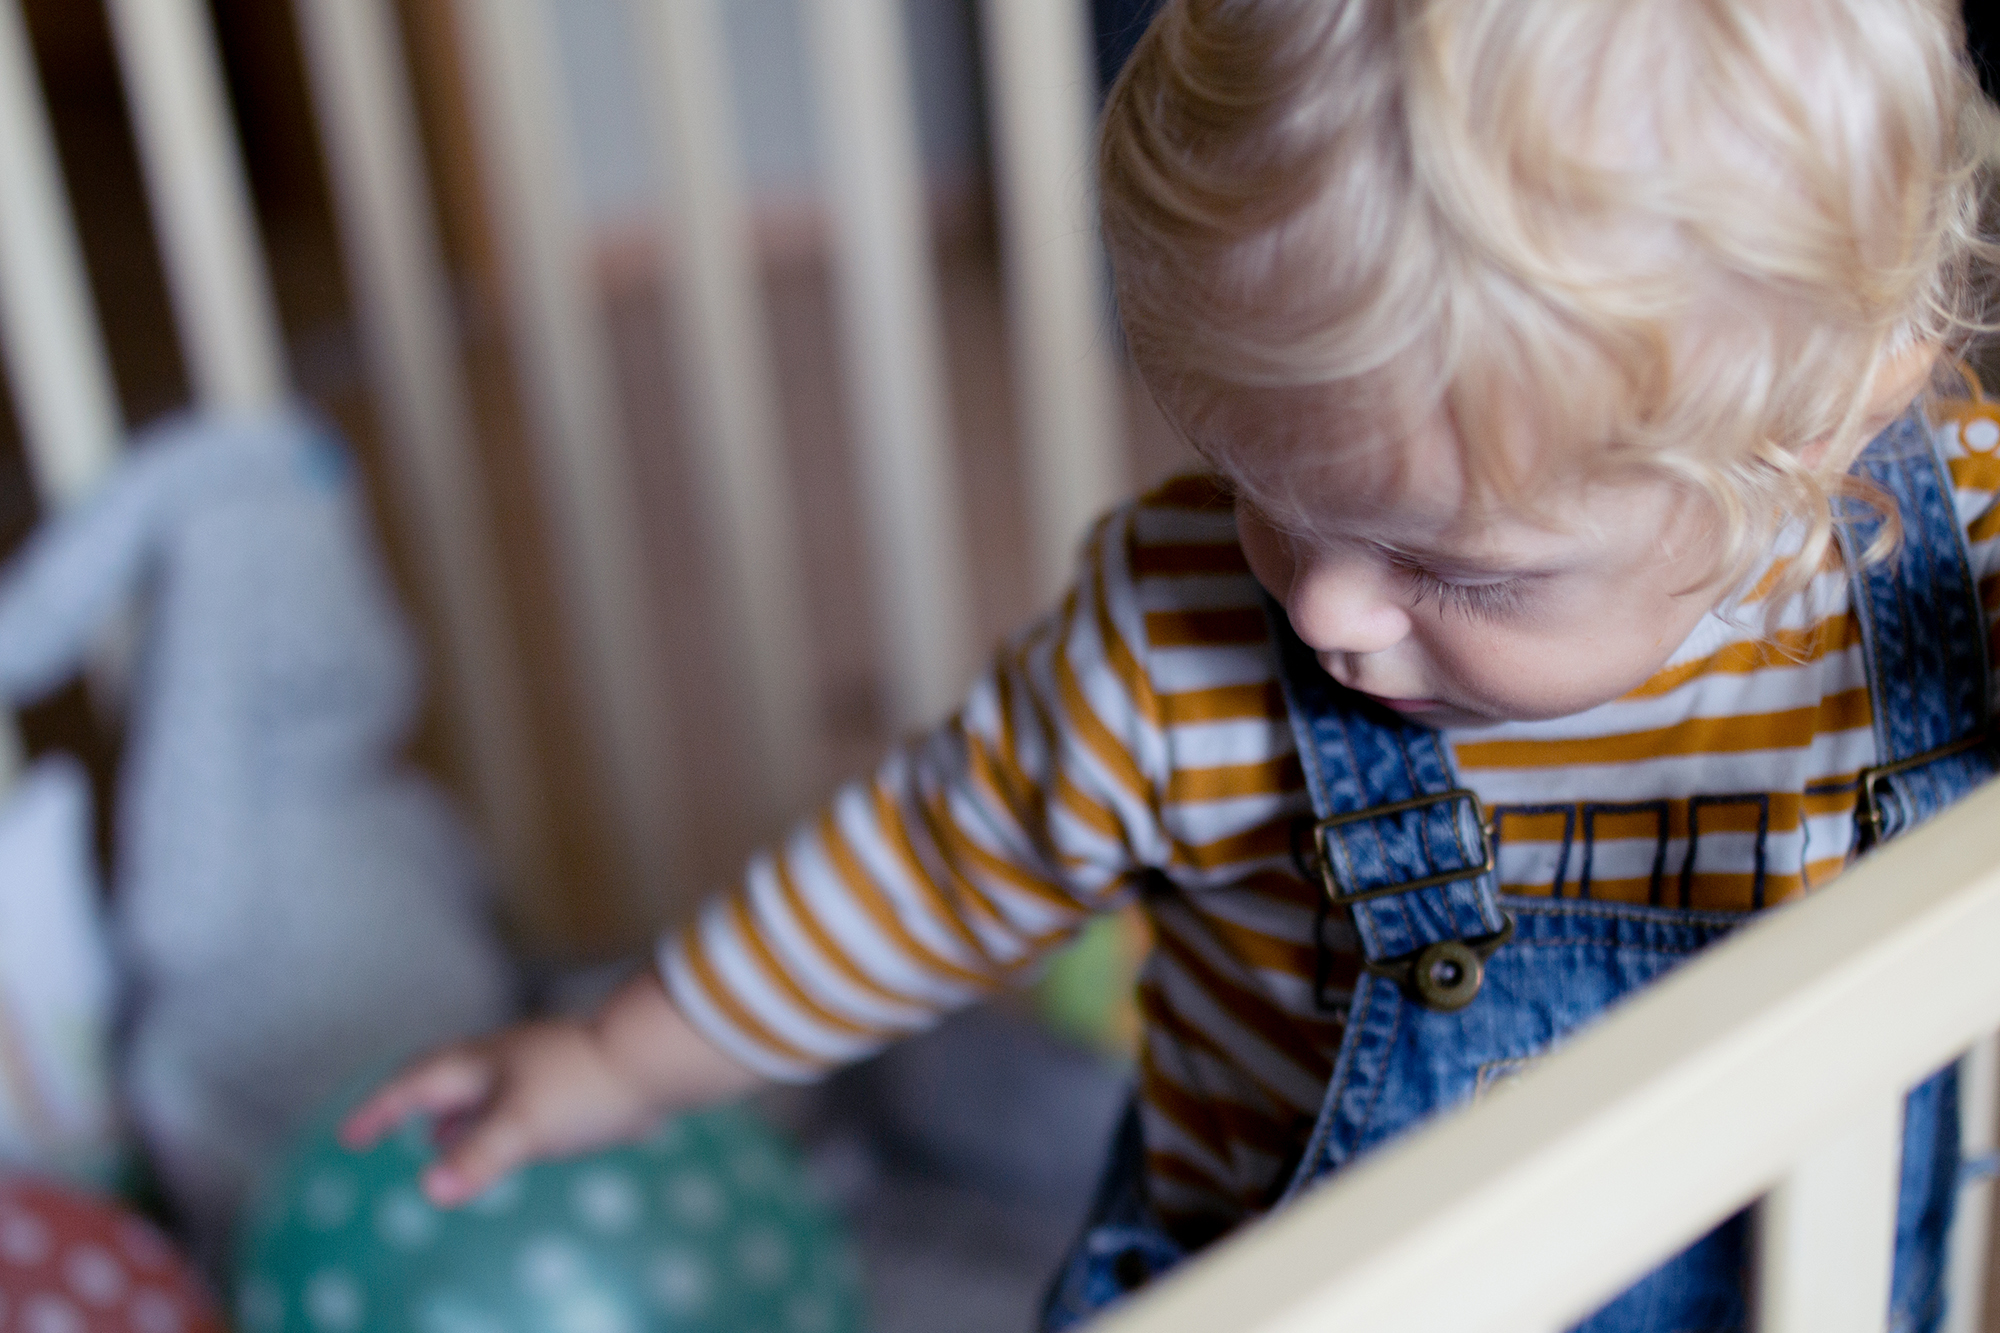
<box><xmin>0</xmin><ymin>435</ymin><xmax>181</xmax><ymax>707</ymax></box>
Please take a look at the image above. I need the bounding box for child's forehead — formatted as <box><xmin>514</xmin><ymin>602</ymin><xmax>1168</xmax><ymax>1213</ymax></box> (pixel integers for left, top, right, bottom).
<box><xmin>1198</xmin><ymin>385</ymin><xmax>1663</xmax><ymax>561</ymax></box>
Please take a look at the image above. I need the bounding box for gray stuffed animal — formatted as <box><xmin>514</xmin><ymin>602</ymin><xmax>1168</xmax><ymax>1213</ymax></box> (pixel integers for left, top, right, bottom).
<box><xmin>0</xmin><ymin>411</ymin><xmax>518</xmax><ymax>1257</ymax></box>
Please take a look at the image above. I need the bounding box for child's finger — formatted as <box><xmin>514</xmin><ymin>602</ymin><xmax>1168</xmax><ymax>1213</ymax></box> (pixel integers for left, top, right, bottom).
<box><xmin>419</xmin><ymin>1107</ymin><xmax>534</xmax><ymax>1207</ymax></box>
<box><xmin>337</xmin><ymin>1049</ymin><xmax>498</xmax><ymax>1148</ymax></box>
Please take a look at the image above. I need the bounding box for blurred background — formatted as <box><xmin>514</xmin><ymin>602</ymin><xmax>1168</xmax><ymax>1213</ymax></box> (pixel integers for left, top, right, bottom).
<box><xmin>0</xmin><ymin>2</ymin><xmax>1183</xmax><ymax>1328</ymax></box>
<box><xmin>0</xmin><ymin>0</ymin><xmax>1192</xmax><ymax>954</ymax></box>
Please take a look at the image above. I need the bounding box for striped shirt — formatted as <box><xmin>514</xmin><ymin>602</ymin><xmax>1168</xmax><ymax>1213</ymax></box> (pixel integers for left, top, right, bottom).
<box><xmin>662</xmin><ymin>402</ymin><xmax>2000</xmax><ymax>1246</ymax></box>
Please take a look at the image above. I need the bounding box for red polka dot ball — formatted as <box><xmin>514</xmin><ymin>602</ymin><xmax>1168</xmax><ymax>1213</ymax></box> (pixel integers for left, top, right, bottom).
<box><xmin>0</xmin><ymin>1178</ymin><xmax>224</xmax><ymax>1333</ymax></box>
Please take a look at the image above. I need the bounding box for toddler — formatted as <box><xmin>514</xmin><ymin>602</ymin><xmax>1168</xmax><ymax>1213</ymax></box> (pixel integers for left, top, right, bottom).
<box><xmin>346</xmin><ymin>0</ymin><xmax>2000</xmax><ymax>1328</ymax></box>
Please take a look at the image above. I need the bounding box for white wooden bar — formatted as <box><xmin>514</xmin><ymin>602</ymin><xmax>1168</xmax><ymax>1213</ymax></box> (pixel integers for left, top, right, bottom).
<box><xmin>978</xmin><ymin>0</ymin><xmax>1127</xmax><ymax>602</ymax></box>
<box><xmin>1946</xmin><ymin>1032</ymin><xmax>2000</xmax><ymax>1333</ymax></box>
<box><xmin>799</xmin><ymin>0</ymin><xmax>975</xmax><ymax>728</ymax></box>
<box><xmin>104</xmin><ymin>0</ymin><xmax>286</xmax><ymax>412</ymax></box>
<box><xmin>630</xmin><ymin>0</ymin><xmax>816</xmax><ymax>820</ymax></box>
<box><xmin>1755</xmin><ymin>1090</ymin><xmax>1902</xmax><ymax>1333</ymax></box>
<box><xmin>291</xmin><ymin>0</ymin><xmax>552</xmax><ymax>903</ymax></box>
<box><xmin>1093</xmin><ymin>781</ymin><xmax>2000</xmax><ymax>1333</ymax></box>
<box><xmin>455</xmin><ymin>0</ymin><xmax>684</xmax><ymax>914</ymax></box>
<box><xmin>0</xmin><ymin>0</ymin><xmax>128</xmax><ymax>792</ymax></box>
<box><xmin>0</xmin><ymin>0</ymin><xmax>122</xmax><ymax>510</ymax></box>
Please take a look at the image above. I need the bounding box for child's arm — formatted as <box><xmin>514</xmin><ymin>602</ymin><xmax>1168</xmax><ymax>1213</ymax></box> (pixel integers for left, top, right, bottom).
<box><xmin>346</xmin><ymin>498</ymin><xmax>1181</xmax><ymax>1199</ymax></box>
<box><xmin>340</xmin><ymin>970</ymin><xmax>765</xmax><ymax>1205</ymax></box>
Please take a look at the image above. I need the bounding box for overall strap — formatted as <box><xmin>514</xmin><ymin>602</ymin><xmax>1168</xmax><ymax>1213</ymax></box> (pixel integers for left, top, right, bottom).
<box><xmin>1836</xmin><ymin>407</ymin><xmax>1997</xmax><ymax>846</ymax></box>
<box><xmin>1268</xmin><ymin>599</ymin><xmax>1508</xmax><ymax>1011</ymax></box>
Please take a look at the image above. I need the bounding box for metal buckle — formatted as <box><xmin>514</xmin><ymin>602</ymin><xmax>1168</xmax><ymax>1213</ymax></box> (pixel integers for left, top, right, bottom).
<box><xmin>1306</xmin><ymin>788</ymin><xmax>1495</xmax><ymax>905</ymax></box>
<box><xmin>1854</xmin><ymin>733</ymin><xmax>1991</xmax><ymax>849</ymax></box>
<box><xmin>1364</xmin><ymin>913</ymin><xmax>1516</xmax><ymax>1012</ymax></box>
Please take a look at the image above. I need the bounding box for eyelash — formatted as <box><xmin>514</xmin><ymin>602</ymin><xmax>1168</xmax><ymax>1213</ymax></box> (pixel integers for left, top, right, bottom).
<box><xmin>1394</xmin><ymin>562</ymin><xmax>1529</xmax><ymax>621</ymax></box>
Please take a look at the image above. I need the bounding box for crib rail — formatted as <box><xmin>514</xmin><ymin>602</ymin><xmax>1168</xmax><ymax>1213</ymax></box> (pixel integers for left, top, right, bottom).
<box><xmin>1092</xmin><ymin>778</ymin><xmax>2000</xmax><ymax>1333</ymax></box>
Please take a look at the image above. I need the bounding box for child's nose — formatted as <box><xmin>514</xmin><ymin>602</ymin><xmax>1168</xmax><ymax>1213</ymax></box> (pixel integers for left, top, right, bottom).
<box><xmin>1285</xmin><ymin>560</ymin><xmax>1413</xmax><ymax>656</ymax></box>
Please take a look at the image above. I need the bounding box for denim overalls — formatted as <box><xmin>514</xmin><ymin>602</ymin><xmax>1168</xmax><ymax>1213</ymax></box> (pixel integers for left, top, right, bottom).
<box><xmin>1042</xmin><ymin>410</ymin><xmax>1999</xmax><ymax>1333</ymax></box>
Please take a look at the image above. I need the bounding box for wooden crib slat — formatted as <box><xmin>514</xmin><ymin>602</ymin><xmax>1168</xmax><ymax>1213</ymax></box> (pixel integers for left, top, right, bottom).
<box><xmin>104</xmin><ymin>0</ymin><xmax>286</xmax><ymax>412</ymax></box>
<box><xmin>979</xmin><ymin>0</ymin><xmax>1127</xmax><ymax>602</ymax></box>
<box><xmin>1754</xmin><ymin>1090</ymin><xmax>1901</xmax><ymax>1333</ymax></box>
<box><xmin>291</xmin><ymin>0</ymin><xmax>553</xmax><ymax>911</ymax></box>
<box><xmin>631</xmin><ymin>0</ymin><xmax>817</xmax><ymax>820</ymax></box>
<box><xmin>1945</xmin><ymin>1032</ymin><xmax>2000</xmax><ymax>1333</ymax></box>
<box><xmin>0</xmin><ymin>0</ymin><xmax>129</xmax><ymax>792</ymax></box>
<box><xmin>799</xmin><ymin>0</ymin><xmax>974</xmax><ymax>729</ymax></box>
<box><xmin>454</xmin><ymin>0</ymin><xmax>684</xmax><ymax>918</ymax></box>
<box><xmin>0</xmin><ymin>0</ymin><xmax>123</xmax><ymax>509</ymax></box>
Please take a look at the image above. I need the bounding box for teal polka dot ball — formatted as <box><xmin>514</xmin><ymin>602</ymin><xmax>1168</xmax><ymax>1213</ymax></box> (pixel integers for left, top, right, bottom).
<box><xmin>234</xmin><ymin>1093</ymin><xmax>866</xmax><ymax>1333</ymax></box>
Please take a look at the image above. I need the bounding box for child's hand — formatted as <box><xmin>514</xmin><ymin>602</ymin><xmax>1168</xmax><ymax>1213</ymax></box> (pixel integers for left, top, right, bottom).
<box><xmin>338</xmin><ymin>969</ymin><xmax>767</xmax><ymax>1207</ymax></box>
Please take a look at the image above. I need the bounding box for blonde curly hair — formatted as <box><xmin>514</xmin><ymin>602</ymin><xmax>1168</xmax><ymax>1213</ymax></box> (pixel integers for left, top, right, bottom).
<box><xmin>1099</xmin><ymin>0</ymin><xmax>2000</xmax><ymax>596</ymax></box>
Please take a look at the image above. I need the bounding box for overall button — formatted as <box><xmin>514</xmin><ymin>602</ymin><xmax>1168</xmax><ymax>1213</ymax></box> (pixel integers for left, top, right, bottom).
<box><xmin>1411</xmin><ymin>939</ymin><xmax>1483</xmax><ymax>1011</ymax></box>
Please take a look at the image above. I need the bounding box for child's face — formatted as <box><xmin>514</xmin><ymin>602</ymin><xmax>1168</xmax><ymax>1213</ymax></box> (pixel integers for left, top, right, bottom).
<box><xmin>1208</xmin><ymin>352</ymin><xmax>1934</xmax><ymax>729</ymax></box>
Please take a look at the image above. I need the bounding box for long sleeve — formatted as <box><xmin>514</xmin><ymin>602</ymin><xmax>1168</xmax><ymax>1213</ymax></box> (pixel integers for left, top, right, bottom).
<box><xmin>659</xmin><ymin>507</ymin><xmax>1176</xmax><ymax>1082</ymax></box>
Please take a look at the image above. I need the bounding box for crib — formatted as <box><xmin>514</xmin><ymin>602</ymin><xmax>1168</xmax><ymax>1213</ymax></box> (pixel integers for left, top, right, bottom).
<box><xmin>0</xmin><ymin>1</ymin><xmax>1996</xmax><ymax>1331</ymax></box>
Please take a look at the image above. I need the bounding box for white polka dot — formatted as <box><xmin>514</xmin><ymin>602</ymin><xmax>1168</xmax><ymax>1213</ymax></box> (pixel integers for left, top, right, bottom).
<box><xmin>646</xmin><ymin>1249</ymin><xmax>710</xmax><ymax>1314</ymax></box>
<box><xmin>572</xmin><ymin>1171</ymin><xmax>641</xmax><ymax>1234</ymax></box>
<box><xmin>665</xmin><ymin>1173</ymin><xmax>726</xmax><ymax>1228</ymax></box>
<box><xmin>467</xmin><ymin>1174</ymin><xmax>523</xmax><ymax>1215</ymax></box>
<box><xmin>550</xmin><ymin>1293</ymin><xmax>634</xmax><ymax>1333</ymax></box>
<box><xmin>306</xmin><ymin>1269</ymin><xmax>365</xmax><ymax>1331</ymax></box>
<box><xmin>735</xmin><ymin>1227</ymin><xmax>792</xmax><ymax>1285</ymax></box>
<box><xmin>131</xmin><ymin>1288</ymin><xmax>187</xmax><ymax>1333</ymax></box>
<box><xmin>1966</xmin><ymin>417</ymin><xmax>2000</xmax><ymax>451</ymax></box>
<box><xmin>237</xmin><ymin>1277</ymin><xmax>285</xmax><ymax>1332</ymax></box>
<box><xmin>21</xmin><ymin>1294</ymin><xmax>83</xmax><ymax>1333</ymax></box>
<box><xmin>63</xmin><ymin>1244</ymin><xmax>125</xmax><ymax>1306</ymax></box>
<box><xmin>302</xmin><ymin>1172</ymin><xmax>358</xmax><ymax>1229</ymax></box>
<box><xmin>118</xmin><ymin>1221</ymin><xmax>174</xmax><ymax>1270</ymax></box>
<box><xmin>375</xmin><ymin>1189</ymin><xmax>438</xmax><ymax>1248</ymax></box>
<box><xmin>787</xmin><ymin>1293</ymin><xmax>836</xmax><ymax>1333</ymax></box>
<box><xmin>1</xmin><ymin>1213</ymin><xmax>52</xmax><ymax>1265</ymax></box>
<box><xmin>517</xmin><ymin>1237</ymin><xmax>584</xmax><ymax>1294</ymax></box>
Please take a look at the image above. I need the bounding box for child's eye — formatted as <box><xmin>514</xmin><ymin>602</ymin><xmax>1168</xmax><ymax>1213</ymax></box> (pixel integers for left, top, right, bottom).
<box><xmin>1393</xmin><ymin>561</ymin><xmax>1529</xmax><ymax>621</ymax></box>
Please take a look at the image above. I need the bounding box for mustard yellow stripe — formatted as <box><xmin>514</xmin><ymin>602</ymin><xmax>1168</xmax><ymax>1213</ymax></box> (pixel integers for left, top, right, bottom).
<box><xmin>770</xmin><ymin>856</ymin><xmax>928</xmax><ymax>1011</ymax></box>
<box><xmin>1950</xmin><ymin>450</ymin><xmax>2000</xmax><ymax>492</ymax></box>
<box><xmin>919</xmin><ymin>778</ymin><xmax>1084</xmax><ymax>924</ymax></box>
<box><xmin>1623</xmin><ymin>613</ymin><xmax>1859</xmax><ymax>700</ymax></box>
<box><xmin>1455</xmin><ymin>688</ymin><xmax>1872</xmax><ymax>768</ymax></box>
<box><xmin>1129</xmin><ymin>541</ymin><xmax>1250</xmax><ymax>579</ymax></box>
<box><xmin>1053</xmin><ymin>638</ymin><xmax>1152</xmax><ymax>804</ymax></box>
<box><xmin>816</xmin><ymin>808</ymin><xmax>994</xmax><ymax>989</ymax></box>
<box><xmin>870</xmin><ymin>781</ymin><xmax>1000</xmax><ymax>955</ymax></box>
<box><xmin>1142</xmin><ymin>1063</ymin><xmax>1296</xmax><ymax>1160</ymax></box>
<box><xmin>1160</xmin><ymin>680</ymin><xmax>1285</xmax><ymax>726</ymax></box>
<box><xmin>679</xmin><ymin>931</ymin><xmax>822</xmax><ymax>1068</ymax></box>
<box><xmin>1171</xmin><ymin>814</ymin><xmax>1294</xmax><ymax>872</ymax></box>
<box><xmin>1151</xmin><ymin>924</ymin><xmax>1331</xmax><ymax>1075</ymax></box>
<box><xmin>1095</xmin><ymin>546</ymin><xmax>1162</xmax><ymax>731</ymax></box>
<box><xmin>1166</xmin><ymin>753</ymin><xmax>1304</xmax><ymax>804</ymax></box>
<box><xmin>1970</xmin><ymin>502</ymin><xmax>2000</xmax><ymax>545</ymax></box>
<box><xmin>1145</xmin><ymin>606</ymin><xmax>1267</xmax><ymax>648</ymax></box>
<box><xmin>726</xmin><ymin>895</ymin><xmax>879</xmax><ymax>1040</ymax></box>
